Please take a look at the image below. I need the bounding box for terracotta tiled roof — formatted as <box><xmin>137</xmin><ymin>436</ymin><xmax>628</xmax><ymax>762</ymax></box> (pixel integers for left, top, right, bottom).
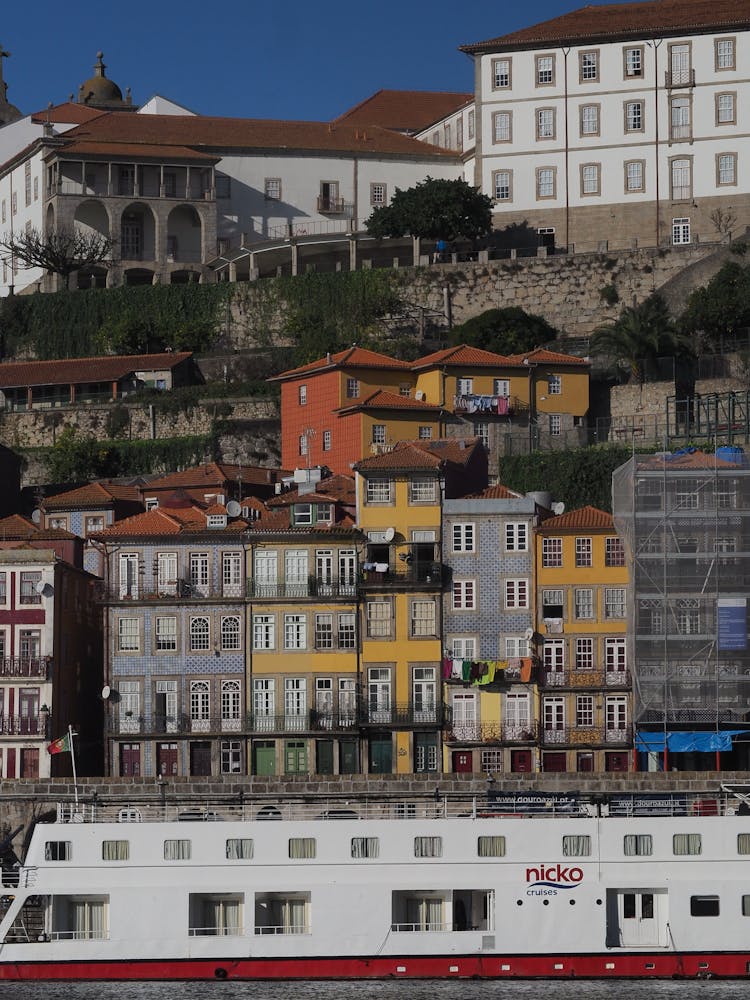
<box><xmin>354</xmin><ymin>437</ymin><xmax>481</xmax><ymax>472</ymax></box>
<box><xmin>636</xmin><ymin>448</ymin><xmax>749</xmax><ymax>470</ymax></box>
<box><xmin>267</xmin><ymin>474</ymin><xmax>356</xmax><ymax>507</ymax></box>
<box><xmin>55</xmin><ymin>112</ymin><xmax>461</xmax><ymax>160</ymax></box>
<box><xmin>92</xmin><ymin>504</ymin><xmax>248</xmax><ymax>538</ymax></box>
<box><xmin>51</xmin><ymin>140</ymin><xmax>218</xmax><ymax>162</ymax></box>
<box><xmin>43</xmin><ymin>481</ymin><xmax>143</xmax><ymax>510</ymax></box>
<box><xmin>460</xmin><ymin>0</ymin><xmax>750</xmax><ymax>53</ymax></box>
<box><xmin>30</xmin><ymin>103</ymin><xmax>106</xmax><ymax>124</ymax></box>
<box><xmin>335</xmin><ymin>389</ymin><xmax>443</xmax><ymax>415</ymax></box>
<box><xmin>466</xmin><ymin>483</ymin><xmax>524</xmax><ymax>500</ymax></box>
<box><xmin>0</xmin><ymin>351</ymin><xmax>192</xmax><ymax>390</ymax></box>
<box><xmin>142</xmin><ymin>462</ymin><xmax>281</xmax><ymax>492</ymax></box>
<box><xmin>412</xmin><ymin>344</ymin><xmax>513</xmax><ymax>370</ymax></box>
<box><xmin>503</xmin><ymin>348</ymin><xmax>590</xmax><ymax>367</ymax></box>
<box><xmin>0</xmin><ymin>514</ymin><xmax>77</xmax><ymax>540</ymax></box>
<box><xmin>271</xmin><ymin>346</ymin><xmax>412</xmax><ymax>381</ymax></box>
<box><xmin>334</xmin><ymin>89</ymin><xmax>473</xmax><ymax>133</ymax></box>
<box><xmin>249</xmin><ymin>508</ymin><xmax>359</xmax><ymax>534</ymax></box>
<box><xmin>537</xmin><ymin>505</ymin><xmax>614</xmax><ymax>532</ymax></box>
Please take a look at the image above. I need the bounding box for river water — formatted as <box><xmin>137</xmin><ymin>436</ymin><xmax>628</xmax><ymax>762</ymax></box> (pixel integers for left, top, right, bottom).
<box><xmin>0</xmin><ymin>981</ymin><xmax>746</xmax><ymax>1000</ymax></box>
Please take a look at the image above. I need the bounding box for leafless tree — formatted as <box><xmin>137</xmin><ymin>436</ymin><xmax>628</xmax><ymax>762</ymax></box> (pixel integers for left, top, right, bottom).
<box><xmin>0</xmin><ymin>226</ymin><xmax>113</xmax><ymax>290</ymax></box>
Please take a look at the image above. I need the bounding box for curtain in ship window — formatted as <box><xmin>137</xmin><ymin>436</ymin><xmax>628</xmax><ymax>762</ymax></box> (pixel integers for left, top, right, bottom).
<box><xmin>477</xmin><ymin>835</ymin><xmax>506</xmax><ymax>858</ymax></box>
<box><xmin>562</xmin><ymin>835</ymin><xmax>591</xmax><ymax>857</ymax></box>
<box><xmin>287</xmin><ymin>898</ymin><xmax>307</xmax><ymax>933</ymax></box>
<box><xmin>673</xmin><ymin>833</ymin><xmax>701</xmax><ymax>855</ymax></box>
<box><xmin>288</xmin><ymin>837</ymin><xmax>316</xmax><ymax>859</ymax></box>
<box><xmin>414</xmin><ymin>836</ymin><xmax>442</xmax><ymax>858</ymax></box>
<box><xmin>738</xmin><ymin>833</ymin><xmax>750</xmax><ymax>855</ymax></box>
<box><xmin>743</xmin><ymin>895</ymin><xmax>750</xmax><ymax>916</ymax></box>
<box><xmin>351</xmin><ymin>837</ymin><xmax>379</xmax><ymax>859</ymax></box>
<box><xmin>164</xmin><ymin>839</ymin><xmax>191</xmax><ymax>861</ymax></box>
<box><xmin>226</xmin><ymin>838</ymin><xmax>254</xmax><ymax>860</ymax></box>
<box><xmin>70</xmin><ymin>899</ymin><xmax>106</xmax><ymax>939</ymax></box>
<box><xmin>101</xmin><ymin>839</ymin><xmax>129</xmax><ymax>861</ymax></box>
<box><xmin>623</xmin><ymin>834</ymin><xmax>652</xmax><ymax>856</ymax></box>
<box><xmin>204</xmin><ymin>897</ymin><xmax>242</xmax><ymax>935</ymax></box>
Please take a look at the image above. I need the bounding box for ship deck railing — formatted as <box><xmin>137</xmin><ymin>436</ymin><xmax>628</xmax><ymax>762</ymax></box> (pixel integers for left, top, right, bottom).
<box><xmin>48</xmin><ymin>789</ymin><xmax>750</xmax><ymax>826</ymax></box>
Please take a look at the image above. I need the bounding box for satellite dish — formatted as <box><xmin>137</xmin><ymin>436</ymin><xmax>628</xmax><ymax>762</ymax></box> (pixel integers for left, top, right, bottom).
<box><xmin>35</xmin><ymin>580</ymin><xmax>47</xmax><ymax>595</ymax></box>
<box><xmin>384</xmin><ymin>527</ymin><xmax>395</xmax><ymax>542</ymax></box>
<box><xmin>226</xmin><ymin>500</ymin><xmax>241</xmax><ymax>518</ymax></box>
<box><xmin>31</xmin><ymin>509</ymin><xmax>41</xmax><ymax>524</ymax></box>
<box><xmin>101</xmin><ymin>685</ymin><xmax>111</xmax><ymax>700</ymax></box>
<box><xmin>552</xmin><ymin>502</ymin><xmax>565</xmax><ymax>515</ymax></box>
<box><xmin>524</xmin><ymin>627</ymin><xmax>535</xmax><ymax>641</ymax></box>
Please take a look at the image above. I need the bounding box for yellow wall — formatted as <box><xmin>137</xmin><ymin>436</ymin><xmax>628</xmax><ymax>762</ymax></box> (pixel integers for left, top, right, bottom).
<box><xmin>338</xmin><ymin>369</ymin><xmax>415</xmax><ymax>405</ymax></box>
<box><xmin>359</xmin><ymin>414</ymin><xmax>442</xmax><ymax>457</ymax></box>
<box><xmin>414</xmin><ymin>365</ymin><xmax>590</xmax><ymax>416</ymax></box>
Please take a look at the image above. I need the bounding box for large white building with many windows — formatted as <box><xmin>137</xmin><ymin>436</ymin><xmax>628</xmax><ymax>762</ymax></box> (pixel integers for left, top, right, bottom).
<box><xmin>460</xmin><ymin>0</ymin><xmax>750</xmax><ymax>251</ymax></box>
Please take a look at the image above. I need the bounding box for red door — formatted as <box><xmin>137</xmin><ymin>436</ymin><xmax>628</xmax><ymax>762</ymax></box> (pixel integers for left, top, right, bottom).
<box><xmin>120</xmin><ymin>742</ymin><xmax>141</xmax><ymax>776</ymax></box>
<box><xmin>452</xmin><ymin>750</ymin><xmax>473</xmax><ymax>773</ymax></box>
<box><xmin>157</xmin><ymin>742</ymin><xmax>178</xmax><ymax>777</ymax></box>
<box><xmin>510</xmin><ymin>749</ymin><xmax>532</xmax><ymax>773</ymax></box>
<box><xmin>20</xmin><ymin>748</ymin><xmax>39</xmax><ymax>778</ymax></box>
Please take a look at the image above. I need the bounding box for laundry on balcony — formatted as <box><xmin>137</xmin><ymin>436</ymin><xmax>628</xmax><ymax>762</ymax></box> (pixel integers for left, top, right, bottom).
<box><xmin>453</xmin><ymin>394</ymin><xmax>512</xmax><ymax>415</ymax></box>
<box><xmin>442</xmin><ymin>657</ymin><xmax>513</xmax><ymax>686</ymax></box>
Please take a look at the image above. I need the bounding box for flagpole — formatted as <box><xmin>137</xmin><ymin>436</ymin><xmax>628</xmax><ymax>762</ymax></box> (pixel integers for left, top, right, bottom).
<box><xmin>69</xmin><ymin>724</ymin><xmax>79</xmax><ymax>811</ymax></box>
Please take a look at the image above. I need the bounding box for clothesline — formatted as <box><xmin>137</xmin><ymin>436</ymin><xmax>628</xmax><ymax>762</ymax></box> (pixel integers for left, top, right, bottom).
<box><xmin>453</xmin><ymin>394</ymin><xmax>512</xmax><ymax>415</ymax></box>
<box><xmin>442</xmin><ymin>656</ymin><xmax>535</xmax><ymax>685</ymax></box>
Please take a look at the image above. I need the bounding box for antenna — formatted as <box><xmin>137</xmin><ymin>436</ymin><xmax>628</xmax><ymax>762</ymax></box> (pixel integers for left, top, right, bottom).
<box><xmin>384</xmin><ymin>527</ymin><xmax>395</xmax><ymax>542</ymax></box>
<box><xmin>524</xmin><ymin>627</ymin><xmax>535</xmax><ymax>642</ymax></box>
<box><xmin>226</xmin><ymin>500</ymin><xmax>241</xmax><ymax>518</ymax></box>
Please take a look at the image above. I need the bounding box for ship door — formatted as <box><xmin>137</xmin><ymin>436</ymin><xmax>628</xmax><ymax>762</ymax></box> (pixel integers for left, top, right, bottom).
<box><xmin>607</xmin><ymin>889</ymin><xmax>668</xmax><ymax>948</ymax></box>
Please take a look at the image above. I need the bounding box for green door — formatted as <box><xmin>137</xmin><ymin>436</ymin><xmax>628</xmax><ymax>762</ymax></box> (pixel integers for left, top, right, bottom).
<box><xmin>253</xmin><ymin>741</ymin><xmax>276</xmax><ymax>776</ymax></box>
<box><xmin>316</xmin><ymin>740</ymin><xmax>334</xmax><ymax>775</ymax></box>
<box><xmin>285</xmin><ymin>740</ymin><xmax>308</xmax><ymax>774</ymax></box>
<box><xmin>368</xmin><ymin>735</ymin><xmax>392</xmax><ymax>774</ymax></box>
<box><xmin>340</xmin><ymin>739</ymin><xmax>359</xmax><ymax>775</ymax></box>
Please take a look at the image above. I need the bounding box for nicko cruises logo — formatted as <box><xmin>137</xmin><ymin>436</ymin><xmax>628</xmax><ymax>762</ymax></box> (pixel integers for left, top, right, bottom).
<box><xmin>525</xmin><ymin>864</ymin><xmax>584</xmax><ymax>896</ymax></box>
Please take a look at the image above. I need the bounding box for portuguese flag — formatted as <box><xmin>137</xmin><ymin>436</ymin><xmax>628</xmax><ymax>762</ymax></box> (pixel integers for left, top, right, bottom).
<box><xmin>47</xmin><ymin>733</ymin><xmax>71</xmax><ymax>755</ymax></box>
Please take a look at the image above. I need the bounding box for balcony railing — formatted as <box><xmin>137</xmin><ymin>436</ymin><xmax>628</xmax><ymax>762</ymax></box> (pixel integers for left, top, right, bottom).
<box><xmin>249</xmin><ymin>576</ymin><xmax>357</xmax><ymax>600</ymax></box>
<box><xmin>445</xmin><ymin>722</ymin><xmax>538</xmax><ymax>744</ymax></box>
<box><xmin>0</xmin><ymin>715</ymin><xmax>48</xmax><ymax>737</ymax></box>
<box><xmin>542</xmin><ymin>669</ymin><xmax>630</xmax><ymax>689</ymax></box>
<box><xmin>665</xmin><ymin>68</ymin><xmax>695</xmax><ymax>88</ymax></box>
<box><xmin>107</xmin><ymin>713</ymin><xmax>246</xmax><ymax>737</ymax></box>
<box><xmin>540</xmin><ymin>725</ymin><xmax>632</xmax><ymax>747</ymax></box>
<box><xmin>316</xmin><ymin>196</ymin><xmax>351</xmax><ymax>214</ymax></box>
<box><xmin>50</xmin><ymin>180</ymin><xmax>213</xmax><ymax>201</ymax></box>
<box><xmin>359</xmin><ymin>564</ymin><xmax>445</xmax><ymax>589</ymax></box>
<box><xmin>0</xmin><ymin>657</ymin><xmax>50</xmax><ymax>679</ymax></box>
<box><xmin>104</xmin><ymin>582</ymin><xmax>247</xmax><ymax>602</ymax></box>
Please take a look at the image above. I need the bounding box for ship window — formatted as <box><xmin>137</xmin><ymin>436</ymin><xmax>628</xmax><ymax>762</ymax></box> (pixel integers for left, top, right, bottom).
<box><xmin>51</xmin><ymin>895</ymin><xmax>109</xmax><ymax>940</ymax></box>
<box><xmin>737</xmin><ymin>833</ymin><xmax>750</xmax><ymax>854</ymax></box>
<box><xmin>254</xmin><ymin>892</ymin><xmax>310</xmax><ymax>935</ymax></box>
<box><xmin>101</xmin><ymin>840</ymin><xmax>129</xmax><ymax>861</ymax></box>
<box><xmin>623</xmin><ymin>834</ymin><xmax>652</xmax><ymax>856</ymax></box>
<box><xmin>391</xmin><ymin>891</ymin><xmax>446</xmax><ymax>932</ymax></box>
<box><xmin>673</xmin><ymin>833</ymin><xmax>701</xmax><ymax>855</ymax></box>
<box><xmin>690</xmin><ymin>895</ymin><xmax>719</xmax><ymax>916</ymax></box>
<box><xmin>226</xmin><ymin>838</ymin><xmax>254</xmax><ymax>860</ymax></box>
<box><xmin>414</xmin><ymin>836</ymin><xmax>442</xmax><ymax>858</ymax></box>
<box><xmin>288</xmin><ymin>837</ymin><xmax>316</xmax><ymax>860</ymax></box>
<box><xmin>478</xmin><ymin>836</ymin><xmax>506</xmax><ymax>857</ymax></box>
<box><xmin>562</xmin><ymin>835</ymin><xmax>591</xmax><ymax>857</ymax></box>
<box><xmin>164</xmin><ymin>839</ymin><xmax>191</xmax><ymax>861</ymax></box>
<box><xmin>189</xmin><ymin>893</ymin><xmax>243</xmax><ymax>936</ymax></box>
<box><xmin>351</xmin><ymin>837</ymin><xmax>379</xmax><ymax>859</ymax></box>
<box><xmin>742</xmin><ymin>895</ymin><xmax>750</xmax><ymax>916</ymax></box>
<box><xmin>45</xmin><ymin>841</ymin><xmax>71</xmax><ymax>861</ymax></box>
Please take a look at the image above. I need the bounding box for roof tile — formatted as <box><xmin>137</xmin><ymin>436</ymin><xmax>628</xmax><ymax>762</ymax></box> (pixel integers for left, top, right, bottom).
<box><xmin>0</xmin><ymin>351</ymin><xmax>192</xmax><ymax>390</ymax></box>
<box><xmin>334</xmin><ymin>89</ymin><xmax>473</xmax><ymax>132</ymax></box>
<box><xmin>537</xmin><ymin>505</ymin><xmax>614</xmax><ymax>532</ymax></box>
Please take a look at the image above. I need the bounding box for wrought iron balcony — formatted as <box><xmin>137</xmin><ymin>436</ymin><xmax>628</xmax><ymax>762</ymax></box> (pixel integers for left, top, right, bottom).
<box><xmin>0</xmin><ymin>657</ymin><xmax>50</xmax><ymax>679</ymax></box>
<box><xmin>249</xmin><ymin>576</ymin><xmax>357</xmax><ymax>600</ymax></box>
<box><xmin>359</xmin><ymin>563</ymin><xmax>446</xmax><ymax>590</ymax></box>
<box><xmin>102</xmin><ymin>581</ymin><xmax>247</xmax><ymax>602</ymax></box>
<box><xmin>540</xmin><ymin>725</ymin><xmax>632</xmax><ymax>747</ymax></box>
<box><xmin>542</xmin><ymin>668</ymin><xmax>630</xmax><ymax>689</ymax></box>
<box><xmin>445</xmin><ymin>721</ymin><xmax>538</xmax><ymax>744</ymax></box>
<box><xmin>0</xmin><ymin>715</ymin><xmax>48</xmax><ymax>737</ymax></box>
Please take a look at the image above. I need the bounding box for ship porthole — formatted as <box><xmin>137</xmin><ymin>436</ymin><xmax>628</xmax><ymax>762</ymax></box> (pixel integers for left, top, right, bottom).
<box><xmin>215</xmin><ymin>968</ymin><xmax>228</xmax><ymax>980</ymax></box>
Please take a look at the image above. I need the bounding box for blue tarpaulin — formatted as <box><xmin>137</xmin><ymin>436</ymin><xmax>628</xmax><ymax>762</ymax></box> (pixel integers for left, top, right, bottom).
<box><xmin>635</xmin><ymin>730</ymin><xmax>747</xmax><ymax>753</ymax></box>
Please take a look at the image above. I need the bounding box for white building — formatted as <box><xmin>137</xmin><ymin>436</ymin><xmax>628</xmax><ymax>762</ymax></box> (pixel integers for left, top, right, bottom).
<box><xmin>460</xmin><ymin>0</ymin><xmax>750</xmax><ymax>251</ymax></box>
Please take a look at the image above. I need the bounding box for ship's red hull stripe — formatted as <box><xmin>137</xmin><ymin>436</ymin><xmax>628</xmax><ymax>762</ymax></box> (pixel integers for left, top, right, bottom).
<box><xmin>0</xmin><ymin>952</ymin><xmax>749</xmax><ymax>980</ymax></box>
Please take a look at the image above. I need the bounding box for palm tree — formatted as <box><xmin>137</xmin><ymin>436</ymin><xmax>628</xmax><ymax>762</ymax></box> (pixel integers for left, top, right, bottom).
<box><xmin>590</xmin><ymin>294</ymin><xmax>693</xmax><ymax>383</ymax></box>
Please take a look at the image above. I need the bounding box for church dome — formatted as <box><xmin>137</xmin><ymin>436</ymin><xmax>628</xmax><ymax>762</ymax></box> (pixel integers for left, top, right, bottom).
<box><xmin>78</xmin><ymin>52</ymin><xmax>131</xmax><ymax>108</ymax></box>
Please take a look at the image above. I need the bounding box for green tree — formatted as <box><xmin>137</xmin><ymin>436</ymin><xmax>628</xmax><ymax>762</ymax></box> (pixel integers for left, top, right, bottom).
<box><xmin>450</xmin><ymin>307</ymin><xmax>556</xmax><ymax>355</ymax></box>
<box><xmin>680</xmin><ymin>260</ymin><xmax>750</xmax><ymax>343</ymax></box>
<box><xmin>590</xmin><ymin>294</ymin><xmax>693</xmax><ymax>384</ymax></box>
<box><xmin>365</xmin><ymin>177</ymin><xmax>492</xmax><ymax>243</ymax></box>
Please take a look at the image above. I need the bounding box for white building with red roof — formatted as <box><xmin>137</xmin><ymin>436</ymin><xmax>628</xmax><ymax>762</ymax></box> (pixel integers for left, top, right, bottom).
<box><xmin>461</xmin><ymin>0</ymin><xmax>750</xmax><ymax>251</ymax></box>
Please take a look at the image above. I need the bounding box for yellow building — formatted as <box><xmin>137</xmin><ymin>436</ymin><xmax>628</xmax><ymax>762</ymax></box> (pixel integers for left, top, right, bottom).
<box><xmin>354</xmin><ymin>438</ymin><xmax>489</xmax><ymax>773</ymax></box>
<box><xmin>535</xmin><ymin>505</ymin><xmax>631</xmax><ymax>773</ymax></box>
<box><xmin>246</xmin><ymin>473</ymin><xmax>365</xmax><ymax>776</ymax></box>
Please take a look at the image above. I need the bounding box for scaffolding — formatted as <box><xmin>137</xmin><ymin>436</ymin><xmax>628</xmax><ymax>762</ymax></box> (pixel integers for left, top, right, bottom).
<box><xmin>612</xmin><ymin>447</ymin><xmax>750</xmax><ymax>762</ymax></box>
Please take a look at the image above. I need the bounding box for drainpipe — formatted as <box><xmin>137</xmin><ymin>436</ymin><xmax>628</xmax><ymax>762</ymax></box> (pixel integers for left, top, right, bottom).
<box><xmin>562</xmin><ymin>48</ymin><xmax>571</xmax><ymax>251</ymax></box>
<box><xmin>648</xmin><ymin>38</ymin><xmax>664</xmax><ymax>247</ymax></box>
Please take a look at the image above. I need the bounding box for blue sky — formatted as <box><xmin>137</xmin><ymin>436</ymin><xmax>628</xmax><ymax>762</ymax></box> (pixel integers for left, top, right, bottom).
<box><xmin>2</xmin><ymin>1</ymin><xmax>618</xmax><ymax>122</ymax></box>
